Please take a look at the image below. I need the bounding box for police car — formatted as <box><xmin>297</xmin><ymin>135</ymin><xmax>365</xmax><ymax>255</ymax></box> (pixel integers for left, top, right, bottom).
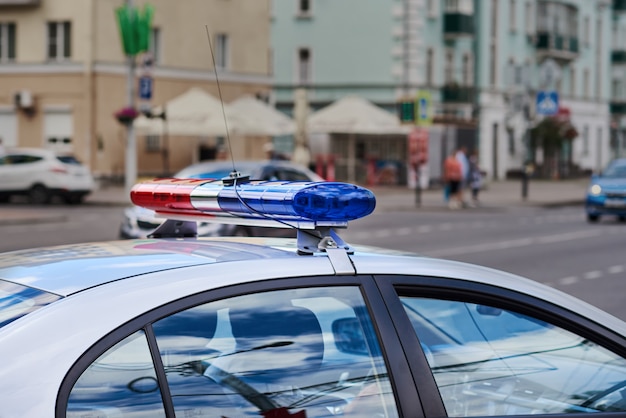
<box><xmin>1</xmin><ymin>175</ymin><xmax>626</xmax><ymax>417</ymax></box>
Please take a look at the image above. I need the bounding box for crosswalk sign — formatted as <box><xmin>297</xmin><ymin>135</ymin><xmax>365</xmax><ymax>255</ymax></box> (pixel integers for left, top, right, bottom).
<box><xmin>536</xmin><ymin>91</ymin><xmax>558</xmax><ymax>116</ymax></box>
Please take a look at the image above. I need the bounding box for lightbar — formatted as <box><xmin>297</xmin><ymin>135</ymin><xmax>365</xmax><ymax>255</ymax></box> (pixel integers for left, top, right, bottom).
<box><xmin>130</xmin><ymin>178</ymin><xmax>376</xmax><ymax>229</ymax></box>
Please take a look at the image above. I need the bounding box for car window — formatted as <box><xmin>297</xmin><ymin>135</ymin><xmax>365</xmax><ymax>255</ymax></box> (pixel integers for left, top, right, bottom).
<box><xmin>400</xmin><ymin>296</ymin><xmax>626</xmax><ymax>416</ymax></box>
<box><xmin>57</xmin><ymin>155</ymin><xmax>82</xmax><ymax>165</ymax></box>
<box><xmin>66</xmin><ymin>330</ymin><xmax>167</xmax><ymax>417</ymax></box>
<box><xmin>273</xmin><ymin>167</ymin><xmax>312</xmax><ymax>181</ymax></box>
<box><xmin>603</xmin><ymin>162</ymin><xmax>626</xmax><ymax>178</ymax></box>
<box><xmin>152</xmin><ymin>286</ymin><xmax>399</xmax><ymax>417</ymax></box>
<box><xmin>3</xmin><ymin>155</ymin><xmax>42</xmax><ymax>165</ymax></box>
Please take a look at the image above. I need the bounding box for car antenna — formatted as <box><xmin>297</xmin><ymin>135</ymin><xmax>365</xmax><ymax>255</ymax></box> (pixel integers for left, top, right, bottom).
<box><xmin>204</xmin><ymin>26</ymin><xmax>248</xmax><ymax>185</ymax></box>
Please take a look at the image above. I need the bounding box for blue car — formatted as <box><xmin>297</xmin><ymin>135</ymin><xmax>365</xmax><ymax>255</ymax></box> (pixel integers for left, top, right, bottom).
<box><xmin>586</xmin><ymin>158</ymin><xmax>626</xmax><ymax>222</ymax></box>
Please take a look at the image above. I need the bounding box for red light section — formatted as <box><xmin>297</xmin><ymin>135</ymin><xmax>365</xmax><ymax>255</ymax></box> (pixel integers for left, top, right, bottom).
<box><xmin>130</xmin><ymin>178</ymin><xmax>206</xmax><ymax>213</ymax></box>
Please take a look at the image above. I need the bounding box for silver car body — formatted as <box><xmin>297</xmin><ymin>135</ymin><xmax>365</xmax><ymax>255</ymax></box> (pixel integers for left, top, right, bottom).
<box><xmin>0</xmin><ymin>237</ymin><xmax>624</xmax><ymax>416</ymax></box>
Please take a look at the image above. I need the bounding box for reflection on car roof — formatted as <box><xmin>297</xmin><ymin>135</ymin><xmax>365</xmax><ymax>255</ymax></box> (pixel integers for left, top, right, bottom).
<box><xmin>0</xmin><ymin>239</ymin><xmax>295</xmax><ymax>296</ymax></box>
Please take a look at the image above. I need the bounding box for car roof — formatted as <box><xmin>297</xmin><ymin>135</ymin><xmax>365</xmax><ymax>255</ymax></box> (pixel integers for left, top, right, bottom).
<box><xmin>0</xmin><ymin>239</ymin><xmax>298</xmax><ymax>296</ymax></box>
<box><xmin>1</xmin><ymin>236</ymin><xmax>624</xmax><ymax>337</ymax></box>
<box><xmin>174</xmin><ymin>159</ymin><xmax>322</xmax><ymax>180</ymax></box>
<box><xmin>4</xmin><ymin>147</ymin><xmax>54</xmax><ymax>157</ymax></box>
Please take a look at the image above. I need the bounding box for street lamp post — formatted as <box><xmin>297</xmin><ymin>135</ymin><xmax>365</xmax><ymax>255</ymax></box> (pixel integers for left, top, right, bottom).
<box><xmin>115</xmin><ymin>1</ymin><xmax>153</xmax><ymax>193</ymax></box>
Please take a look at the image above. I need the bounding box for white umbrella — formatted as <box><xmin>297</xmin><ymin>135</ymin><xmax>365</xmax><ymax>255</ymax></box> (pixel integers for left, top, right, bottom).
<box><xmin>307</xmin><ymin>95</ymin><xmax>410</xmax><ymax>135</ymax></box>
<box><xmin>134</xmin><ymin>87</ymin><xmax>255</xmax><ymax>137</ymax></box>
<box><xmin>229</xmin><ymin>95</ymin><xmax>295</xmax><ymax>136</ymax></box>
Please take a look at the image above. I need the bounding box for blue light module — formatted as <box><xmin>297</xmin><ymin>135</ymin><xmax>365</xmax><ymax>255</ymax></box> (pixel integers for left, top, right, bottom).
<box><xmin>131</xmin><ymin>178</ymin><xmax>376</xmax><ymax>229</ymax></box>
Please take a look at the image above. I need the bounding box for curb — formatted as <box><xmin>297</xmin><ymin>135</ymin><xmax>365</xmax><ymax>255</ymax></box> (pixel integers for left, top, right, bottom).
<box><xmin>0</xmin><ymin>213</ymin><xmax>67</xmax><ymax>226</ymax></box>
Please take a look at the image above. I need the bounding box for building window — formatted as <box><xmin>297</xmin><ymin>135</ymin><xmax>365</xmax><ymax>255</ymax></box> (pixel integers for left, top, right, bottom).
<box><xmin>489</xmin><ymin>0</ymin><xmax>498</xmax><ymax>87</ymax></box>
<box><xmin>507</xmin><ymin>128</ymin><xmax>516</xmax><ymax>156</ymax></box>
<box><xmin>145</xmin><ymin>135</ymin><xmax>161</xmax><ymax>153</ymax></box>
<box><xmin>0</xmin><ymin>22</ymin><xmax>16</xmax><ymax>62</ymax></box>
<box><xmin>297</xmin><ymin>0</ymin><xmax>311</xmax><ymax>16</ymax></box>
<box><xmin>489</xmin><ymin>44</ymin><xmax>497</xmax><ymax>86</ymax></box>
<box><xmin>47</xmin><ymin>21</ymin><xmax>71</xmax><ymax>60</ymax></box>
<box><xmin>44</xmin><ymin>110</ymin><xmax>73</xmax><ymax>154</ymax></box>
<box><xmin>462</xmin><ymin>53</ymin><xmax>473</xmax><ymax>86</ymax></box>
<box><xmin>426</xmin><ymin>48</ymin><xmax>434</xmax><ymax>85</ymax></box>
<box><xmin>444</xmin><ymin>49</ymin><xmax>454</xmax><ymax>84</ymax></box>
<box><xmin>427</xmin><ymin>0</ymin><xmax>438</xmax><ymax>17</ymax></box>
<box><xmin>525</xmin><ymin>1</ymin><xmax>533</xmax><ymax>34</ymax></box>
<box><xmin>214</xmin><ymin>33</ymin><xmax>228</xmax><ymax>69</ymax></box>
<box><xmin>583</xmin><ymin>69</ymin><xmax>589</xmax><ymax>99</ymax></box>
<box><xmin>445</xmin><ymin>0</ymin><xmax>473</xmax><ymax>14</ymax></box>
<box><xmin>584</xmin><ymin>16</ymin><xmax>590</xmax><ymax>46</ymax></box>
<box><xmin>583</xmin><ymin>125</ymin><xmax>589</xmax><ymax>155</ymax></box>
<box><xmin>297</xmin><ymin>47</ymin><xmax>311</xmax><ymax>85</ymax></box>
<box><xmin>509</xmin><ymin>0</ymin><xmax>517</xmax><ymax>32</ymax></box>
<box><xmin>149</xmin><ymin>27</ymin><xmax>161</xmax><ymax>64</ymax></box>
<box><xmin>570</xmin><ymin>68</ymin><xmax>576</xmax><ymax>96</ymax></box>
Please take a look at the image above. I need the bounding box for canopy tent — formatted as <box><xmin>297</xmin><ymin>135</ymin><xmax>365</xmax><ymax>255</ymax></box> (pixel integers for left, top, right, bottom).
<box><xmin>229</xmin><ymin>95</ymin><xmax>295</xmax><ymax>136</ymax></box>
<box><xmin>134</xmin><ymin>87</ymin><xmax>257</xmax><ymax>137</ymax></box>
<box><xmin>307</xmin><ymin>95</ymin><xmax>410</xmax><ymax>135</ymax></box>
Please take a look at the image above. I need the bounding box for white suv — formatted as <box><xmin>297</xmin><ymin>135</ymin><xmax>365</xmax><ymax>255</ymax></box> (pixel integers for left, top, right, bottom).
<box><xmin>0</xmin><ymin>147</ymin><xmax>95</xmax><ymax>204</ymax></box>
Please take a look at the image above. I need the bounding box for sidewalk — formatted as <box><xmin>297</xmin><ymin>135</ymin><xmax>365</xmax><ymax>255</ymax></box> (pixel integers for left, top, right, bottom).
<box><xmin>0</xmin><ymin>178</ymin><xmax>589</xmax><ymax>225</ymax></box>
<box><xmin>368</xmin><ymin>178</ymin><xmax>589</xmax><ymax>212</ymax></box>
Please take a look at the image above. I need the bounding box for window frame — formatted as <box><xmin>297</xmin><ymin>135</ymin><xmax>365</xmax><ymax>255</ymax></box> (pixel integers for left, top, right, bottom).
<box><xmin>375</xmin><ymin>274</ymin><xmax>626</xmax><ymax>417</ymax></box>
<box><xmin>0</xmin><ymin>22</ymin><xmax>16</xmax><ymax>62</ymax></box>
<box><xmin>214</xmin><ymin>32</ymin><xmax>229</xmax><ymax>70</ymax></box>
<box><xmin>47</xmin><ymin>20</ymin><xmax>71</xmax><ymax>61</ymax></box>
<box><xmin>56</xmin><ymin>275</ymin><xmax>421</xmax><ymax>418</ymax></box>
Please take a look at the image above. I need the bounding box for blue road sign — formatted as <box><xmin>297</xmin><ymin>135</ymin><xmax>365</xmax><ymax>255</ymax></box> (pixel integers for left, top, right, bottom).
<box><xmin>138</xmin><ymin>76</ymin><xmax>153</xmax><ymax>101</ymax></box>
<box><xmin>416</xmin><ymin>91</ymin><xmax>432</xmax><ymax>126</ymax></box>
<box><xmin>536</xmin><ymin>91</ymin><xmax>558</xmax><ymax>116</ymax></box>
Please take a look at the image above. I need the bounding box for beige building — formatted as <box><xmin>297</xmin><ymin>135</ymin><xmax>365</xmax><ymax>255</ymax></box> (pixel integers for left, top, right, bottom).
<box><xmin>0</xmin><ymin>0</ymin><xmax>272</xmax><ymax>179</ymax></box>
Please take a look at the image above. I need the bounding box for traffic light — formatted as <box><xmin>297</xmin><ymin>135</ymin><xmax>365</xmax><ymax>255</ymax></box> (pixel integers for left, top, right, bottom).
<box><xmin>397</xmin><ymin>100</ymin><xmax>415</xmax><ymax>123</ymax></box>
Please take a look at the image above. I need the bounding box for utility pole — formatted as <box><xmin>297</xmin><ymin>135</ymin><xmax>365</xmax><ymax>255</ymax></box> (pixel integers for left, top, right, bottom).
<box><xmin>124</xmin><ymin>0</ymin><xmax>137</xmax><ymax>195</ymax></box>
<box><xmin>115</xmin><ymin>1</ymin><xmax>152</xmax><ymax>193</ymax></box>
<box><xmin>472</xmin><ymin>0</ymin><xmax>481</xmax><ymax>159</ymax></box>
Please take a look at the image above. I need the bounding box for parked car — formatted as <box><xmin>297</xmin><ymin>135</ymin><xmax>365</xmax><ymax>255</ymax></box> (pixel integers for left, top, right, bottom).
<box><xmin>585</xmin><ymin>157</ymin><xmax>626</xmax><ymax>222</ymax></box>
<box><xmin>1</xmin><ymin>178</ymin><xmax>626</xmax><ymax>417</ymax></box>
<box><xmin>0</xmin><ymin>147</ymin><xmax>95</xmax><ymax>204</ymax></box>
<box><xmin>119</xmin><ymin>159</ymin><xmax>324</xmax><ymax>238</ymax></box>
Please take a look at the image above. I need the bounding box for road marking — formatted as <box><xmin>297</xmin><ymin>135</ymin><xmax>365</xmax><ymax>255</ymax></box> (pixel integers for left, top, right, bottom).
<box><xmin>608</xmin><ymin>265</ymin><xmax>625</xmax><ymax>274</ymax></box>
<box><xmin>584</xmin><ymin>271</ymin><xmax>602</xmax><ymax>280</ymax></box>
<box><xmin>559</xmin><ymin>276</ymin><xmax>579</xmax><ymax>285</ymax></box>
<box><xmin>424</xmin><ymin>229</ymin><xmax>604</xmax><ymax>257</ymax></box>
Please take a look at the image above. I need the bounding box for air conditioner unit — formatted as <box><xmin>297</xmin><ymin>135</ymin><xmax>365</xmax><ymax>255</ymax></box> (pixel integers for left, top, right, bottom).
<box><xmin>14</xmin><ymin>90</ymin><xmax>34</xmax><ymax>109</ymax></box>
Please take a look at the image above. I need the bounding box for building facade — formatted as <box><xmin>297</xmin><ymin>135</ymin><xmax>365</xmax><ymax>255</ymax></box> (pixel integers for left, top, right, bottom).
<box><xmin>0</xmin><ymin>0</ymin><xmax>272</xmax><ymax>179</ymax></box>
<box><xmin>271</xmin><ymin>0</ymin><xmax>623</xmax><ymax>184</ymax></box>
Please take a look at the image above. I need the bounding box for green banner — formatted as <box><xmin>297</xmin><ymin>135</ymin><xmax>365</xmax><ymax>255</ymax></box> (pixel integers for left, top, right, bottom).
<box><xmin>115</xmin><ymin>4</ymin><xmax>154</xmax><ymax>56</ymax></box>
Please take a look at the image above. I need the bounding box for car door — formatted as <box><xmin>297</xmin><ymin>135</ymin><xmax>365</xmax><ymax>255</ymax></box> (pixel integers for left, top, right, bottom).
<box><xmin>59</xmin><ymin>276</ymin><xmax>421</xmax><ymax>418</ymax></box>
<box><xmin>375</xmin><ymin>275</ymin><xmax>626</xmax><ymax>418</ymax></box>
<box><xmin>0</xmin><ymin>153</ymin><xmax>43</xmax><ymax>191</ymax></box>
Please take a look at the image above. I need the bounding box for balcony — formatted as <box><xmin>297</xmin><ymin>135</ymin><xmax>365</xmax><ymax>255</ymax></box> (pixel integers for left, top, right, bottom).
<box><xmin>535</xmin><ymin>32</ymin><xmax>579</xmax><ymax>62</ymax></box>
<box><xmin>614</xmin><ymin>0</ymin><xmax>626</xmax><ymax>13</ymax></box>
<box><xmin>443</xmin><ymin>13</ymin><xmax>474</xmax><ymax>38</ymax></box>
<box><xmin>612</xmin><ymin>50</ymin><xmax>626</xmax><ymax>65</ymax></box>
<box><xmin>441</xmin><ymin>85</ymin><xmax>475</xmax><ymax>103</ymax></box>
<box><xmin>0</xmin><ymin>0</ymin><xmax>40</xmax><ymax>5</ymax></box>
<box><xmin>610</xmin><ymin>102</ymin><xmax>626</xmax><ymax>114</ymax></box>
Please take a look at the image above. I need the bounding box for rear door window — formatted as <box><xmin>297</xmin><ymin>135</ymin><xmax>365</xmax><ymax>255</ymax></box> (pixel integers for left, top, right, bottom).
<box><xmin>152</xmin><ymin>286</ymin><xmax>399</xmax><ymax>417</ymax></box>
<box><xmin>399</xmin><ymin>296</ymin><xmax>626</xmax><ymax>416</ymax></box>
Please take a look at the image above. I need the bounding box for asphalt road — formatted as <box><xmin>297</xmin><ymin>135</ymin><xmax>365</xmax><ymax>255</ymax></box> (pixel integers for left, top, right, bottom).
<box><xmin>1</xmin><ymin>202</ymin><xmax>624</xmax><ymax>321</ymax></box>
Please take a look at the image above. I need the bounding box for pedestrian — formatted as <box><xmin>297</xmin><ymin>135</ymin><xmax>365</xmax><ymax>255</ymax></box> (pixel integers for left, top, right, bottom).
<box><xmin>468</xmin><ymin>152</ymin><xmax>483</xmax><ymax>207</ymax></box>
<box><xmin>443</xmin><ymin>150</ymin><xmax>463</xmax><ymax>209</ymax></box>
<box><xmin>455</xmin><ymin>146</ymin><xmax>470</xmax><ymax>206</ymax></box>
